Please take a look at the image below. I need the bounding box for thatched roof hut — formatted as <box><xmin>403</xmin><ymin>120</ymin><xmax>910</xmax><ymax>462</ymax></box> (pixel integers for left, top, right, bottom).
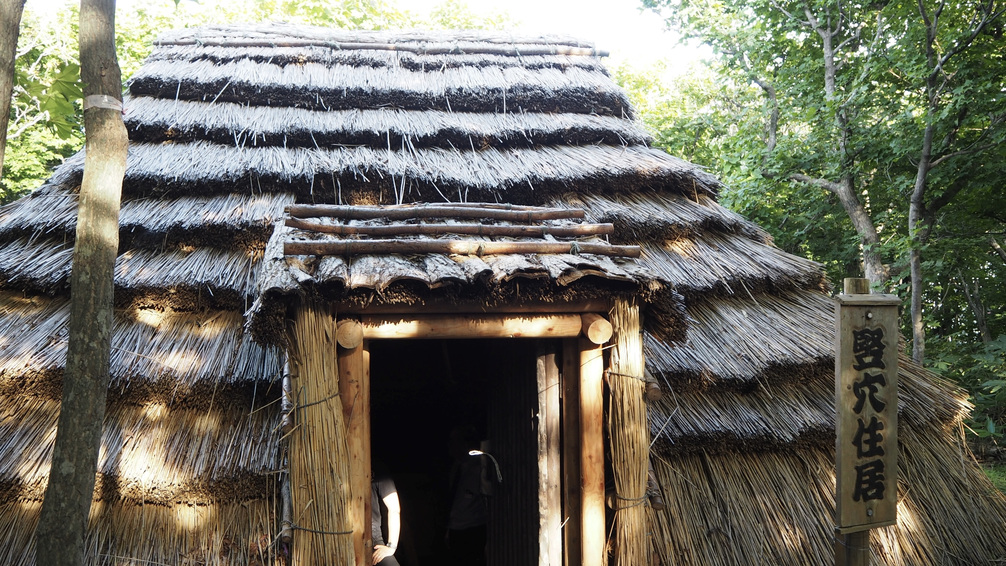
<box><xmin>1</xmin><ymin>23</ymin><xmax>1005</xmax><ymax>565</ymax></box>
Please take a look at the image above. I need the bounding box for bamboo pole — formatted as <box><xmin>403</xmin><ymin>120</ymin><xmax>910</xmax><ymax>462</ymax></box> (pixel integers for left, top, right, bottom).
<box><xmin>580</xmin><ymin>340</ymin><xmax>605</xmax><ymax>566</ymax></box>
<box><xmin>338</xmin><ymin>342</ymin><xmax>371</xmax><ymax>566</ymax></box>
<box><xmin>285</xmin><ymin>238</ymin><xmax>641</xmax><ymax>258</ymax></box>
<box><xmin>287</xmin><ymin>301</ymin><xmax>355</xmax><ymax>565</ymax></box>
<box><xmin>287</xmin><ymin>204</ymin><xmax>585</xmax><ymax>222</ymax></box>
<box><xmin>285</xmin><ymin>217</ymin><xmax>614</xmax><ymax>238</ymax></box>
<box><xmin>608</xmin><ymin>297</ymin><xmax>650</xmax><ymax>566</ymax></box>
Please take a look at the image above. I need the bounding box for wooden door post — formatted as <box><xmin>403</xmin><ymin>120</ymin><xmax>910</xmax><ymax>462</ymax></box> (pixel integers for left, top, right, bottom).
<box><xmin>339</xmin><ymin>339</ymin><xmax>371</xmax><ymax>566</ymax></box>
<box><xmin>579</xmin><ymin>340</ymin><xmax>605</xmax><ymax>566</ymax></box>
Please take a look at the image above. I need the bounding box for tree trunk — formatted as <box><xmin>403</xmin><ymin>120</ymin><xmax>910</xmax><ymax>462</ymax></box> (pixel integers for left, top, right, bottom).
<box><xmin>0</xmin><ymin>0</ymin><xmax>26</xmax><ymax>178</ymax></box>
<box><xmin>34</xmin><ymin>0</ymin><xmax>127</xmax><ymax>564</ymax></box>
<box><xmin>908</xmin><ymin>118</ymin><xmax>934</xmax><ymax>364</ymax></box>
<box><xmin>991</xmin><ymin>237</ymin><xmax>1006</xmax><ymax>265</ymax></box>
<box><xmin>958</xmin><ymin>270</ymin><xmax>992</xmax><ymax>344</ymax></box>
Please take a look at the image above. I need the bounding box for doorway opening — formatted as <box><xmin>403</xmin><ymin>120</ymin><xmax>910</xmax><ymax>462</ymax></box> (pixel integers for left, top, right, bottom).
<box><xmin>369</xmin><ymin>338</ymin><xmax>540</xmax><ymax>566</ymax></box>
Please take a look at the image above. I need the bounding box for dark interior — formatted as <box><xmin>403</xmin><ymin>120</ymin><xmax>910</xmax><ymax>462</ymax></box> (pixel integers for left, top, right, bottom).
<box><xmin>369</xmin><ymin>338</ymin><xmax>539</xmax><ymax>566</ymax></box>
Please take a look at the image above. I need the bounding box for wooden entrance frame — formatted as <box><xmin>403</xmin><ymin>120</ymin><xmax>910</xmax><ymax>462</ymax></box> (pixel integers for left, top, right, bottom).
<box><xmin>333</xmin><ymin>311</ymin><xmax>609</xmax><ymax>566</ymax></box>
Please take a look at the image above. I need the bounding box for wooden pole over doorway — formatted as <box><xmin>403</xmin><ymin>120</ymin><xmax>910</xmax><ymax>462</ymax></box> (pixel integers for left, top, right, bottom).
<box><xmin>580</xmin><ymin>340</ymin><xmax>605</xmax><ymax>566</ymax></box>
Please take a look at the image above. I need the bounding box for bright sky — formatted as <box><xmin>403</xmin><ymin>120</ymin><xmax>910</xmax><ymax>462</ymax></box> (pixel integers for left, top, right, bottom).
<box><xmin>406</xmin><ymin>0</ymin><xmax>700</xmax><ymax>71</ymax></box>
<box><xmin>25</xmin><ymin>0</ymin><xmax>708</xmax><ymax>76</ymax></box>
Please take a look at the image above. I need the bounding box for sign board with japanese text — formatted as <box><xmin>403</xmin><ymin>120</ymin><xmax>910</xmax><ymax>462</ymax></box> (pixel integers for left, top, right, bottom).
<box><xmin>835</xmin><ymin>291</ymin><xmax>900</xmax><ymax>534</ymax></box>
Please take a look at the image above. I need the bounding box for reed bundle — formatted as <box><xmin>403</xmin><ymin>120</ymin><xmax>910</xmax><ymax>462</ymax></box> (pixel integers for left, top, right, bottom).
<box><xmin>607</xmin><ymin>298</ymin><xmax>650</xmax><ymax>566</ymax></box>
<box><xmin>286</xmin><ymin>301</ymin><xmax>354</xmax><ymax>565</ymax></box>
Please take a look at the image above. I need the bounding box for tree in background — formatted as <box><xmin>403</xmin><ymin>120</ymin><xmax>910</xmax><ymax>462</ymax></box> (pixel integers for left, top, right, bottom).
<box><xmin>639</xmin><ymin>0</ymin><xmax>1006</xmax><ymax>366</ymax></box>
<box><xmin>0</xmin><ymin>0</ymin><xmax>27</xmax><ymax>181</ymax></box>
<box><xmin>34</xmin><ymin>0</ymin><xmax>129</xmax><ymax>562</ymax></box>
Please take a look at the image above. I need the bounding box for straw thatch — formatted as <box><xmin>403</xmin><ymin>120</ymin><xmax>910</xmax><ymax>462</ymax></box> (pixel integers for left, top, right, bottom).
<box><xmin>0</xmin><ymin>22</ymin><xmax>1004</xmax><ymax>565</ymax></box>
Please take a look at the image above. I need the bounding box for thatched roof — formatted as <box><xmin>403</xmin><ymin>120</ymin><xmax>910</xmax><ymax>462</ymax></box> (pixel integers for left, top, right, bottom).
<box><xmin>0</xmin><ymin>23</ymin><xmax>1005</xmax><ymax>565</ymax></box>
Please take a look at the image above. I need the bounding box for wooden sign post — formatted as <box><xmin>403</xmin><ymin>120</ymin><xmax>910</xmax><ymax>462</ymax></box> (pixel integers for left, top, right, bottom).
<box><xmin>835</xmin><ymin>278</ymin><xmax>899</xmax><ymax>566</ymax></box>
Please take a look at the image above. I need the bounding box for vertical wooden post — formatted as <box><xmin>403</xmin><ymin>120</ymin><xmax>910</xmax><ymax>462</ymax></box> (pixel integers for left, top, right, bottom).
<box><xmin>835</xmin><ymin>531</ymin><xmax>871</xmax><ymax>566</ymax></box>
<box><xmin>538</xmin><ymin>343</ymin><xmax>562</xmax><ymax>566</ymax></box>
<box><xmin>339</xmin><ymin>339</ymin><xmax>371</xmax><ymax>566</ymax></box>
<box><xmin>580</xmin><ymin>340</ymin><xmax>605</xmax><ymax>566</ymax></box>
<box><xmin>562</xmin><ymin>339</ymin><xmax>582</xmax><ymax>566</ymax></box>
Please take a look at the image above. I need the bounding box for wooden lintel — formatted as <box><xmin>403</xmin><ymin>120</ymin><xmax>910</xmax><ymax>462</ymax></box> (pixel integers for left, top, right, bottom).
<box><xmin>360</xmin><ymin>313</ymin><xmax>583</xmax><ymax>339</ymax></box>
<box><xmin>336</xmin><ymin>299</ymin><xmax>613</xmax><ymax>315</ymax></box>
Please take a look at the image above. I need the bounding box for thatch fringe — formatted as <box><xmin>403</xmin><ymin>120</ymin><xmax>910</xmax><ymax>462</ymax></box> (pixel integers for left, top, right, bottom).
<box><xmin>128</xmin><ymin>58</ymin><xmax>631</xmax><ymax>117</ymax></box>
<box><xmin>643</xmin><ymin>290</ymin><xmax>835</xmax><ymax>382</ymax></box>
<box><xmin>0</xmin><ymin>498</ymin><xmax>284</xmax><ymax>566</ymax></box>
<box><xmin>639</xmin><ymin>233</ymin><xmax>825</xmax><ymax>297</ymax></box>
<box><xmin>0</xmin><ymin>237</ymin><xmax>262</xmax><ymax>300</ymax></box>
<box><xmin>0</xmin><ymin>293</ymin><xmax>281</xmax><ymax>390</ymax></box>
<box><xmin>0</xmin><ymin>397</ymin><xmax>280</xmax><ymax>505</ymax></box>
<box><xmin>607</xmin><ymin>298</ymin><xmax>650</xmax><ymax>565</ymax></box>
<box><xmin>646</xmin><ymin>355</ymin><xmax>969</xmax><ymax>455</ymax></box>
<box><xmin>649</xmin><ymin>420</ymin><xmax>1006</xmax><ymax>565</ymax></box>
<box><xmin>0</xmin><ymin>187</ymin><xmax>291</xmax><ymax>249</ymax></box>
<box><xmin>286</xmin><ymin>302</ymin><xmax>354</xmax><ymax>564</ymax></box>
<box><xmin>567</xmin><ymin>192</ymin><xmax>762</xmax><ymax>243</ymax></box>
<box><xmin>49</xmin><ymin>142</ymin><xmax>715</xmax><ymax>202</ymax></box>
<box><xmin>125</xmin><ymin>96</ymin><xmax>650</xmax><ymax>150</ymax></box>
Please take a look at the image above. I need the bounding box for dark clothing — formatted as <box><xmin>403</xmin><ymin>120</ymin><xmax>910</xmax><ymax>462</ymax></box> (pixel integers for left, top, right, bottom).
<box><xmin>447</xmin><ymin>524</ymin><xmax>487</xmax><ymax>566</ymax></box>
<box><xmin>372</xmin><ymin>476</ymin><xmax>396</xmax><ymax>547</ymax></box>
<box><xmin>372</xmin><ymin>476</ymin><xmax>401</xmax><ymax>566</ymax></box>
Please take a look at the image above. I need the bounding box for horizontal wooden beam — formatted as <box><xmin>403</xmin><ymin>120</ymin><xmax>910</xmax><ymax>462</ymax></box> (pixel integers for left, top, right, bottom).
<box><xmin>336</xmin><ymin>299</ymin><xmax>614</xmax><ymax>315</ymax></box>
<box><xmin>359</xmin><ymin>313</ymin><xmax>583</xmax><ymax>339</ymax></box>
<box><xmin>285</xmin><ymin>239</ymin><xmax>641</xmax><ymax>258</ymax></box>
<box><xmin>285</xmin><ymin>217</ymin><xmax>614</xmax><ymax>238</ymax></box>
<box><xmin>286</xmin><ymin>204</ymin><xmax>585</xmax><ymax>222</ymax></box>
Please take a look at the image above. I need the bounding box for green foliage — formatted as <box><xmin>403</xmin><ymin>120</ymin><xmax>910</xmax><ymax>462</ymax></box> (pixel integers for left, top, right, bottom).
<box><xmin>983</xmin><ymin>462</ymin><xmax>1006</xmax><ymax>493</ymax></box>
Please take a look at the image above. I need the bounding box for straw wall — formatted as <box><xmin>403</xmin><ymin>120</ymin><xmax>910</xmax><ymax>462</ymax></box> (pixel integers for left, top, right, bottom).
<box><xmin>286</xmin><ymin>301</ymin><xmax>354</xmax><ymax>565</ymax></box>
<box><xmin>607</xmin><ymin>297</ymin><xmax>650</xmax><ymax>565</ymax></box>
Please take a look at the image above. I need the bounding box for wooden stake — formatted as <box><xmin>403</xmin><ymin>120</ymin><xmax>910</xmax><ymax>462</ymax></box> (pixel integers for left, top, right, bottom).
<box><xmin>284</xmin><ymin>238</ymin><xmax>642</xmax><ymax>258</ymax></box>
<box><xmin>580</xmin><ymin>340</ymin><xmax>605</xmax><ymax>566</ymax></box>
<box><xmin>537</xmin><ymin>344</ymin><xmax>562</xmax><ymax>566</ymax></box>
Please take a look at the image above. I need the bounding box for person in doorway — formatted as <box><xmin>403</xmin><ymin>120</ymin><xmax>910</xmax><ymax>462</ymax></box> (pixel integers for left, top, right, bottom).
<box><xmin>446</xmin><ymin>425</ymin><xmax>488</xmax><ymax>566</ymax></box>
<box><xmin>372</xmin><ymin>462</ymin><xmax>402</xmax><ymax>566</ymax></box>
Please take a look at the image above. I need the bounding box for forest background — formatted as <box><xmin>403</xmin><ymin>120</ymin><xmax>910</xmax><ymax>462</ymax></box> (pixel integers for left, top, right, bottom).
<box><xmin>4</xmin><ymin>0</ymin><xmax>1005</xmax><ymax>457</ymax></box>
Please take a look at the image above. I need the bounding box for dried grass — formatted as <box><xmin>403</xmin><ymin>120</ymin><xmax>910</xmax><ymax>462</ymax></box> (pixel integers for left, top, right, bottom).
<box><xmin>644</xmin><ymin>289</ymin><xmax>835</xmax><ymax>382</ymax></box>
<box><xmin>285</xmin><ymin>302</ymin><xmax>354</xmax><ymax>564</ymax></box>
<box><xmin>0</xmin><ymin>497</ymin><xmax>284</xmax><ymax>566</ymax></box>
<box><xmin>607</xmin><ymin>298</ymin><xmax>650</xmax><ymax>565</ymax></box>
<box><xmin>0</xmin><ymin>292</ymin><xmax>281</xmax><ymax>391</ymax></box>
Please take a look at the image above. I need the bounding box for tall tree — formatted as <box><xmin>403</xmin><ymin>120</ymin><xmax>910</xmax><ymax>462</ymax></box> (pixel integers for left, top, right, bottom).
<box><xmin>0</xmin><ymin>0</ymin><xmax>26</xmax><ymax>178</ymax></box>
<box><xmin>34</xmin><ymin>0</ymin><xmax>128</xmax><ymax>563</ymax></box>
<box><xmin>642</xmin><ymin>0</ymin><xmax>1006</xmax><ymax>364</ymax></box>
